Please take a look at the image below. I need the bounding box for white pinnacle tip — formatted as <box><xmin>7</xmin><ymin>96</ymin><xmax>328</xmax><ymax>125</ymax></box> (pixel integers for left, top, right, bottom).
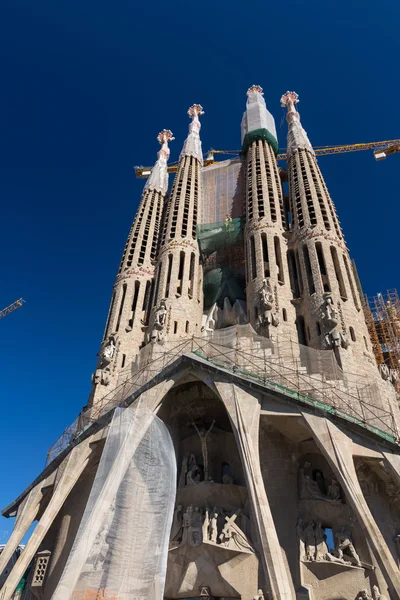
<box><xmin>280</xmin><ymin>91</ymin><xmax>299</xmax><ymax>107</ymax></box>
<box><xmin>247</xmin><ymin>85</ymin><xmax>263</xmax><ymax>96</ymax></box>
<box><xmin>188</xmin><ymin>104</ymin><xmax>204</xmax><ymax>118</ymax></box>
<box><xmin>157</xmin><ymin>130</ymin><xmax>175</xmax><ymax>144</ymax></box>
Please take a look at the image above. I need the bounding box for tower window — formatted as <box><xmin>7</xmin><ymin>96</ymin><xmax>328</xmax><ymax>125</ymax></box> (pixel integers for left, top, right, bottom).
<box><xmin>250</xmin><ymin>235</ymin><xmax>257</xmax><ymax>280</ymax></box>
<box><xmin>363</xmin><ymin>336</ymin><xmax>368</xmax><ymax>350</ymax></box>
<box><xmin>316</xmin><ymin>321</ymin><xmax>321</xmax><ymax>336</ymax></box>
<box><xmin>330</xmin><ymin>246</ymin><xmax>347</xmax><ymax>300</ymax></box>
<box><xmin>177</xmin><ymin>251</ymin><xmax>185</xmax><ymax>296</ymax></box>
<box><xmin>189</xmin><ymin>252</ymin><xmax>195</xmax><ymax>298</ymax></box>
<box><xmin>274</xmin><ymin>236</ymin><xmax>284</xmax><ymax>284</ymax></box>
<box><xmin>282</xmin><ymin>308</ymin><xmax>287</xmax><ymax>321</ymax></box>
<box><xmin>128</xmin><ymin>280</ymin><xmax>140</xmax><ymax>327</ymax></box>
<box><xmin>296</xmin><ymin>316</ymin><xmax>307</xmax><ymax>346</ymax></box>
<box><xmin>185</xmin><ymin>321</ymin><xmax>189</xmax><ymax>333</ymax></box>
<box><xmin>349</xmin><ymin>327</ymin><xmax>356</xmax><ymax>342</ymax></box>
<box><xmin>261</xmin><ymin>233</ymin><xmax>270</xmax><ymax>278</ymax></box>
<box><xmin>303</xmin><ymin>245</ymin><xmax>315</xmax><ymax>295</ymax></box>
<box><xmin>173</xmin><ymin>321</ymin><xmax>178</xmax><ymax>334</ymax></box>
<box><xmin>315</xmin><ymin>242</ymin><xmax>331</xmax><ymax>292</ymax></box>
<box><xmin>115</xmin><ymin>284</ymin><xmax>127</xmax><ymax>332</ymax></box>
<box><xmin>165</xmin><ymin>254</ymin><xmax>173</xmax><ymax>298</ymax></box>
<box><xmin>103</xmin><ymin>291</ymin><xmax>116</xmax><ymax>340</ymax></box>
<box><xmin>121</xmin><ymin>354</ymin><xmax>126</xmax><ymax>368</ymax></box>
<box><xmin>153</xmin><ymin>265</ymin><xmax>160</xmax><ymax>307</ymax></box>
<box><xmin>287</xmin><ymin>249</ymin><xmax>300</xmax><ymax>298</ymax></box>
<box><xmin>343</xmin><ymin>255</ymin><xmax>360</xmax><ymax>310</ymax></box>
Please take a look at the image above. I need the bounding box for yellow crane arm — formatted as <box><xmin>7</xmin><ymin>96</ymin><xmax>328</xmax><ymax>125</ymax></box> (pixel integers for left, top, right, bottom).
<box><xmin>134</xmin><ymin>139</ymin><xmax>400</xmax><ymax>178</ymax></box>
<box><xmin>0</xmin><ymin>298</ymin><xmax>24</xmax><ymax>320</ymax></box>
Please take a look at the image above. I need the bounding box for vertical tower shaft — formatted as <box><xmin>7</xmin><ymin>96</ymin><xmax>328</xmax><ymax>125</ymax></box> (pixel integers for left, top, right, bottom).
<box><xmin>150</xmin><ymin>105</ymin><xmax>204</xmax><ymax>340</ymax></box>
<box><xmin>242</xmin><ymin>86</ymin><xmax>296</xmax><ymax>338</ymax></box>
<box><xmin>281</xmin><ymin>91</ymin><xmax>373</xmax><ymax>374</ymax></box>
<box><xmin>89</xmin><ymin>130</ymin><xmax>173</xmax><ymax>407</ymax></box>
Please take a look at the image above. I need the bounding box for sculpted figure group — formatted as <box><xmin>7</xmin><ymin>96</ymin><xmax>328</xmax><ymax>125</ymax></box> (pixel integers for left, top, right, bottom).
<box><xmin>297</xmin><ymin>519</ymin><xmax>361</xmax><ymax>567</ymax></box>
<box><xmin>170</xmin><ymin>504</ymin><xmax>253</xmax><ymax>552</ymax></box>
<box><xmin>298</xmin><ymin>460</ymin><xmax>343</xmax><ymax>504</ymax></box>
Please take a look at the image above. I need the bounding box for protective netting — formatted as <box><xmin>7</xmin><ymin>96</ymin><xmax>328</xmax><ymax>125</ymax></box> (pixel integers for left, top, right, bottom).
<box><xmin>201</xmin><ymin>159</ymin><xmax>244</xmax><ymax>224</ymax></box>
<box><xmin>197</xmin><ymin>218</ymin><xmax>243</xmax><ymax>258</ymax></box>
<box><xmin>51</xmin><ymin>405</ymin><xmax>176</xmax><ymax>600</ymax></box>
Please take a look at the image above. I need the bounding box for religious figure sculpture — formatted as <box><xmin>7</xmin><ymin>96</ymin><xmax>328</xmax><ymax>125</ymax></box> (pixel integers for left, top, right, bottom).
<box><xmin>379</xmin><ymin>363</ymin><xmax>390</xmax><ymax>381</ymax></box>
<box><xmin>357</xmin><ymin>591</ymin><xmax>372</xmax><ymax>600</ymax></box>
<box><xmin>102</xmin><ymin>337</ymin><xmax>116</xmax><ymax>364</ymax></box>
<box><xmin>202</xmin><ymin>508</ymin><xmax>210</xmax><ymax>540</ymax></box>
<box><xmin>304</xmin><ymin>521</ymin><xmax>316</xmax><ymax>561</ymax></box>
<box><xmin>150</xmin><ymin>299</ymin><xmax>168</xmax><ymax>343</ymax></box>
<box><xmin>335</xmin><ymin>527</ymin><xmax>361</xmax><ymax>566</ymax></box>
<box><xmin>170</xmin><ymin>505</ymin><xmax>183</xmax><ymax>542</ymax></box>
<box><xmin>219</xmin><ymin>512</ymin><xmax>254</xmax><ymax>552</ymax></box>
<box><xmin>373</xmin><ymin>585</ymin><xmax>389</xmax><ymax>600</ymax></box>
<box><xmin>181</xmin><ymin>506</ymin><xmax>192</xmax><ymax>545</ymax></box>
<box><xmin>253</xmin><ymin>590</ymin><xmax>264</xmax><ymax>600</ymax></box>
<box><xmin>193</xmin><ymin>420</ymin><xmax>215</xmax><ymax>482</ymax></box>
<box><xmin>186</xmin><ymin>453</ymin><xmax>201</xmax><ymax>485</ymax></box>
<box><xmin>209</xmin><ymin>507</ymin><xmax>219</xmax><ymax>543</ymax></box>
<box><xmin>259</xmin><ymin>278</ymin><xmax>279</xmax><ymax>330</ymax></box>
<box><xmin>296</xmin><ymin>518</ymin><xmax>306</xmax><ymax>561</ymax></box>
<box><xmin>190</xmin><ymin>506</ymin><xmax>203</xmax><ymax>546</ymax></box>
<box><xmin>327</xmin><ymin>478</ymin><xmax>341</xmax><ymax>501</ymax></box>
<box><xmin>321</xmin><ymin>293</ymin><xmax>347</xmax><ymax>348</ymax></box>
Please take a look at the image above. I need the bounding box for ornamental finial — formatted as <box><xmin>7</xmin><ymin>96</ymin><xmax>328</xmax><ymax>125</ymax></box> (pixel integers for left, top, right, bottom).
<box><xmin>280</xmin><ymin>91</ymin><xmax>299</xmax><ymax>107</ymax></box>
<box><xmin>157</xmin><ymin>129</ymin><xmax>175</xmax><ymax>145</ymax></box>
<box><xmin>188</xmin><ymin>104</ymin><xmax>204</xmax><ymax>118</ymax></box>
<box><xmin>247</xmin><ymin>85</ymin><xmax>263</xmax><ymax>96</ymax></box>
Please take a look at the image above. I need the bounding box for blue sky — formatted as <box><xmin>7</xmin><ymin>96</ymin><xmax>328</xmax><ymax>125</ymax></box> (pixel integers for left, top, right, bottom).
<box><xmin>0</xmin><ymin>0</ymin><xmax>399</xmax><ymax>538</ymax></box>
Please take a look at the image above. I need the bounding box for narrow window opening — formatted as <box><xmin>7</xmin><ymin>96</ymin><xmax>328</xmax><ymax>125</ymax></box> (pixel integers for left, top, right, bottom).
<box><xmin>185</xmin><ymin>321</ymin><xmax>189</xmax><ymax>333</ymax></box>
<box><xmin>165</xmin><ymin>254</ymin><xmax>173</xmax><ymax>298</ymax></box>
<box><xmin>128</xmin><ymin>280</ymin><xmax>140</xmax><ymax>327</ymax></box>
<box><xmin>307</xmin><ymin>326</ymin><xmax>311</xmax><ymax>341</ymax></box>
<box><xmin>261</xmin><ymin>233</ymin><xmax>270</xmax><ymax>277</ymax></box>
<box><xmin>152</xmin><ymin>266</ymin><xmax>160</xmax><ymax>307</ymax></box>
<box><xmin>282</xmin><ymin>308</ymin><xmax>287</xmax><ymax>321</ymax></box>
<box><xmin>274</xmin><ymin>236</ymin><xmax>284</xmax><ymax>284</ymax></box>
<box><xmin>188</xmin><ymin>252</ymin><xmax>195</xmax><ymax>298</ymax></box>
<box><xmin>173</xmin><ymin>321</ymin><xmax>178</xmax><ymax>334</ymax></box>
<box><xmin>250</xmin><ymin>236</ymin><xmax>257</xmax><ymax>280</ymax></box>
<box><xmin>316</xmin><ymin>321</ymin><xmax>321</xmax><ymax>336</ymax></box>
<box><xmin>144</xmin><ymin>280</ymin><xmax>153</xmax><ymax>325</ymax></box>
<box><xmin>296</xmin><ymin>316</ymin><xmax>307</xmax><ymax>346</ymax></box>
<box><xmin>330</xmin><ymin>246</ymin><xmax>347</xmax><ymax>300</ymax></box>
<box><xmin>343</xmin><ymin>255</ymin><xmax>360</xmax><ymax>310</ymax></box>
<box><xmin>283</xmin><ymin>194</ymin><xmax>291</xmax><ymax>229</ymax></box>
<box><xmin>254</xmin><ymin>306</ymin><xmax>259</xmax><ymax>321</ymax></box>
<box><xmin>363</xmin><ymin>335</ymin><xmax>368</xmax><ymax>350</ymax></box>
<box><xmin>177</xmin><ymin>251</ymin><xmax>185</xmax><ymax>296</ymax></box>
<box><xmin>316</xmin><ymin>242</ymin><xmax>331</xmax><ymax>292</ymax></box>
<box><xmin>349</xmin><ymin>327</ymin><xmax>356</xmax><ymax>342</ymax></box>
<box><xmin>287</xmin><ymin>249</ymin><xmax>300</xmax><ymax>298</ymax></box>
<box><xmin>115</xmin><ymin>284</ymin><xmax>127</xmax><ymax>332</ymax></box>
<box><xmin>303</xmin><ymin>245</ymin><xmax>315</xmax><ymax>295</ymax></box>
<box><xmin>121</xmin><ymin>354</ymin><xmax>126</xmax><ymax>368</ymax></box>
<box><xmin>324</xmin><ymin>527</ymin><xmax>335</xmax><ymax>553</ymax></box>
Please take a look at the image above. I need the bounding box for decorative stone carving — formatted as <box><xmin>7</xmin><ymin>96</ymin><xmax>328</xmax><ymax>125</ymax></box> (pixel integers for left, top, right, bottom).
<box><xmin>186</xmin><ymin>453</ymin><xmax>201</xmax><ymax>486</ymax></box>
<box><xmin>298</xmin><ymin>461</ymin><xmax>342</xmax><ymax>503</ymax></box>
<box><xmin>253</xmin><ymin>590</ymin><xmax>264</xmax><ymax>600</ymax></box>
<box><xmin>315</xmin><ymin>521</ymin><xmax>329</xmax><ymax>561</ymax></box>
<box><xmin>335</xmin><ymin>527</ymin><xmax>361</xmax><ymax>566</ymax></box>
<box><xmin>296</xmin><ymin>518</ymin><xmax>306</xmax><ymax>561</ymax></box>
<box><xmin>304</xmin><ymin>521</ymin><xmax>316</xmax><ymax>561</ymax></box>
<box><xmin>219</xmin><ymin>512</ymin><xmax>254</xmax><ymax>552</ymax></box>
<box><xmin>190</xmin><ymin>506</ymin><xmax>203</xmax><ymax>546</ymax></box>
<box><xmin>321</xmin><ymin>293</ymin><xmax>348</xmax><ymax>349</ymax></box>
<box><xmin>379</xmin><ymin>363</ymin><xmax>391</xmax><ymax>381</ymax></box>
<box><xmin>373</xmin><ymin>585</ymin><xmax>389</xmax><ymax>600</ymax></box>
<box><xmin>92</xmin><ymin>367</ymin><xmax>110</xmax><ymax>387</ymax></box>
<box><xmin>150</xmin><ymin>299</ymin><xmax>167</xmax><ymax>343</ymax></box>
<box><xmin>357</xmin><ymin>591</ymin><xmax>372</xmax><ymax>600</ymax></box>
<box><xmin>209</xmin><ymin>507</ymin><xmax>219</xmax><ymax>543</ymax></box>
<box><xmin>259</xmin><ymin>278</ymin><xmax>279</xmax><ymax>330</ymax></box>
<box><xmin>100</xmin><ymin>336</ymin><xmax>116</xmax><ymax>366</ymax></box>
<box><xmin>193</xmin><ymin>420</ymin><xmax>215</xmax><ymax>482</ymax></box>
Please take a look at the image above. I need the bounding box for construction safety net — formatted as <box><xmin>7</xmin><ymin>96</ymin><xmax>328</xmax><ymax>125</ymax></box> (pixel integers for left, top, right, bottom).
<box><xmin>51</xmin><ymin>405</ymin><xmax>176</xmax><ymax>600</ymax></box>
<box><xmin>201</xmin><ymin>159</ymin><xmax>244</xmax><ymax>224</ymax></box>
<box><xmin>197</xmin><ymin>217</ymin><xmax>243</xmax><ymax>258</ymax></box>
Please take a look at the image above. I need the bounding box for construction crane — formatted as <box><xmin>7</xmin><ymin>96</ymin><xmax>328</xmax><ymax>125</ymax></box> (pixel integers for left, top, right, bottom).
<box><xmin>134</xmin><ymin>138</ymin><xmax>400</xmax><ymax>178</ymax></box>
<box><xmin>0</xmin><ymin>298</ymin><xmax>24</xmax><ymax>321</ymax></box>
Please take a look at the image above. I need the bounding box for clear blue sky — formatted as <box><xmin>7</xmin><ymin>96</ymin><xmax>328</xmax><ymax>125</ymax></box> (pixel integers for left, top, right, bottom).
<box><xmin>0</xmin><ymin>0</ymin><xmax>399</xmax><ymax>538</ymax></box>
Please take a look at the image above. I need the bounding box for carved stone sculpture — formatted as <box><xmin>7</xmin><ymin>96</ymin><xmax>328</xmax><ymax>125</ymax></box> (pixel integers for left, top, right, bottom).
<box><xmin>209</xmin><ymin>507</ymin><xmax>219</xmax><ymax>543</ymax></box>
<box><xmin>322</xmin><ymin>293</ymin><xmax>347</xmax><ymax>349</ymax></box>
<box><xmin>327</xmin><ymin>478</ymin><xmax>341</xmax><ymax>501</ymax></box>
<box><xmin>259</xmin><ymin>278</ymin><xmax>279</xmax><ymax>329</ymax></box>
<box><xmin>373</xmin><ymin>585</ymin><xmax>389</xmax><ymax>600</ymax></box>
<box><xmin>150</xmin><ymin>299</ymin><xmax>167</xmax><ymax>343</ymax></box>
<box><xmin>379</xmin><ymin>363</ymin><xmax>390</xmax><ymax>381</ymax></box>
<box><xmin>186</xmin><ymin>453</ymin><xmax>201</xmax><ymax>485</ymax></box>
<box><xmin>101</xmin><ymin>337</ymin><xmax>116</xmax><ymax>365</ymax></box>
<box><xmin>296</xmin><ymin>518</ymin><xmax>306</xmax><ymax>561</ymax></box>
<box><xmin>304</xmin><ymin>521</ymin><xmax>316</xmax><ymax>561</ymax></box>
<box><xmin>170</xmin><ymin>505</ymin><xmax>183</xmax><ymax>542</ymax></box>
<box><xmin>335</xmin><ymin>527</ymin><xmax>361</xmax><ymax>567</ymax></box>
<box><xmin>190</xmin><ymin>506</ymin><xmax>203</xmax><ymax>547</ymax></box>
<box><xmin>314</xmin><ymin>521</ymin><xmax>329</xmax><ymax>561</ymax></box>
<box><xmin>253</xmin><ymin>590</ymin><xmax>264</xmax><ymax>600</ymax></box>
<box><xmin>298</xmin><ymin>461</ymin><xmax>342</xmax><ymax>503</ymax></box>
<box><xmin>357</xmin><ymin>591</ymin><xmax>372</xmax><ymax>600</ymax></box>
<box><xmin>219</xmin><ymin>512</ymin><xmax>254</xmax><ymax>552</ymax></box>
<box><xmin>193</xmin><ymin>420</ymin><xmax>215</xmax><ymax>482</ymax></box>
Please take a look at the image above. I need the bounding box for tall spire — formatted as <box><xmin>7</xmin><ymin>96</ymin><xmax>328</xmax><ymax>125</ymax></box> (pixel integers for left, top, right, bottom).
<box><xmin>145</xmin><ymin>129</ymin><xmax>174</xmax><ymax>195</ymax></box>
<box><xmin>280</xmin><ymin>91</ymin><xmax>314</xmax><ymax>156</ymax></box>
<box><xmin>241</xmin><ymin>85</ymin><xmax>278</xmax><ymax>153</ymax></box>
<box><xmin>179</xmin><ymin>104</ymin><xmax>204</xmax><ymax>165</ymax></box>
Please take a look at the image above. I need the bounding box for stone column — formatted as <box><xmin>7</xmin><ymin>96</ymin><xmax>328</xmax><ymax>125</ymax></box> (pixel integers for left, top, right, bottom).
<box><xmin>301</xmin><ymin>412</ymin><xmax>400</xmax><ymax>599</ymax></box>
<box><xmin>0</xmin><ymin>439</ymin><xmax>93</xmax><ymax>600</ymax></box>
<box><xmin>213</xmin><ymin>380</ymin><xmax>295</xmax><ymax>600</ymax></box>
<box><xmin>0</xmin><ymin>483</ymin><xmax>45</xmax><ymax>577</ymax></box>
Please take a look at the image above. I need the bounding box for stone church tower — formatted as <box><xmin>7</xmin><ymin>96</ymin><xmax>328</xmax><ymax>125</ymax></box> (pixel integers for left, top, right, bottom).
<box><xmin>2</xmin><ymin>87</ymin><xmax>400</xmax><ymax>600</ymax></box>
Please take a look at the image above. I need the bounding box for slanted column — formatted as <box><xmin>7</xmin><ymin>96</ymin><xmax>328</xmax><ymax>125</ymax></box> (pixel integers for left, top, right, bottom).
<box><xmin>213</xmin><ymin>381</ymin><xmax>295</xmax><ymax>600</ymax></box>
<box><xmin>302</xmin><ymin>412</ymin><xmax>400</xmax><ymax>599</ymax></box>
<box><xmin>242</xmin><ymin>86</ymin><xmax>296</xmax><ymax>339</ymax></box>
<box><xmin>0</xmin><ymin>484</ymin><xmax>45</xmax><ymax>577</ymax></box>
<box><xmin>0</xmin><ymin>439</ymin><xmax>94</xmax><ymax>600</ymax></box>
<box><xmin>88</xmin><ymin>130</ymin><xmax>173</xmax><ymax>409</ymax></box>
<box><xmin>150</xmin><ymin>105</ymin><xmax>204</xmax><ymax>342</ymax></box>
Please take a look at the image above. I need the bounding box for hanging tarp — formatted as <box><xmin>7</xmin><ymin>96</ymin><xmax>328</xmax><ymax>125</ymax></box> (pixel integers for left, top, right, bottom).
<box><xmin>51</xmin><ymin>405</ymin><xmax>176</xmax><ymax>600</ymax></box>
<box><xmin>197</xmin><ymin>217</ymin><xmax>243</xmax><ymax>258</ymax></box>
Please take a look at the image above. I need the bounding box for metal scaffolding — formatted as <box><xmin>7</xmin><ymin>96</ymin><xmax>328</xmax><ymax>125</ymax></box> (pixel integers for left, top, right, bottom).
<box><xmin>46</xmin><ymin>326</ymin><xmax>399</xmax><ymax>465</ymax></box>
<box><xmin>365</xmin><ymin>290</ymin><xmax>400</xmax><ymax>372</ymax></box>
